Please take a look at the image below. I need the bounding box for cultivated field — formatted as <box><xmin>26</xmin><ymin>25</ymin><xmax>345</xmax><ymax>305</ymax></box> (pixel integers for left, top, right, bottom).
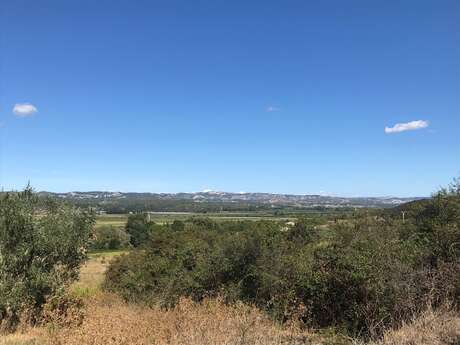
<box><xmin>95</xmin><ymin>211</ymin><xmax>332</xmax><ymax>226</ymax></box>
<box><xmin>94</xmin><ymin>214</ymin><xmax>128</xmax><ymax>228</ymax></box>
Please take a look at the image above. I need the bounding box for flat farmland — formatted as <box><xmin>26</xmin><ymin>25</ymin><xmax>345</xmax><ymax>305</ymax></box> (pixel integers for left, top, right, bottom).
<box><xmin>96</xmin><ymin>212</ymin><xmax>295</xmax><ymax>226</ymax></box>
<box><xmin>94</xmin><ymin>210</ymin><xmax>341</xmax><ymax>227</ymax></box>
<box><xmin>95</xmin><ymin>214</ymin><xmax>128</xmax><ymax>228</ymax></box>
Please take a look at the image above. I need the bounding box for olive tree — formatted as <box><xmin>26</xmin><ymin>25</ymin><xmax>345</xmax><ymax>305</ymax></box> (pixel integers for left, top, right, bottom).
<box><xmin>0</xmin><ymin>188</ymin><xmax>94</xmax><ymax>331</ymax></box>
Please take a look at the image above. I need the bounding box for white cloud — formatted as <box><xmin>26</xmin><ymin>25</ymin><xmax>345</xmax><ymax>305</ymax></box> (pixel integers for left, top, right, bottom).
<box><xmin>266</xmin><ymin>106</ymin><xmax>279</xmax><ymax>112</ymax></box>
<box><xmin>384</xmin><ymin>120</ymin><xmax>428</xmax><ymax>134</ymax></box>
<box><xmin>13</xmin><ymin>103</ymin><xmax>38</xmax><ymax>117</ymax></box>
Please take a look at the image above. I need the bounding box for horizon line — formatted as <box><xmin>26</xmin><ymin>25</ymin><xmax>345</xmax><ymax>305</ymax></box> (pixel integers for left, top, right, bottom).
<box><xmin>26</xmin><ymin>189</ymin><xmax>429</xmax><ymax>199</ymax></box>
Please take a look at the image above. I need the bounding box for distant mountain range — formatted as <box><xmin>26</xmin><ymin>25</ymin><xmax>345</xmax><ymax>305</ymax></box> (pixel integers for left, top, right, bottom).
<box><xmin>37</xmin><ymin>191</ymin><xmax>426</xmax><ymax>209</ymax></box>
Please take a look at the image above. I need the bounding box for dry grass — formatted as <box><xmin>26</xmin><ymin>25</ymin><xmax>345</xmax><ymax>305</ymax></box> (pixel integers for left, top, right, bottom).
<box><xmin>44</xmin><ymin>293</ymin><xmax>319</xmax><ymax>345</ymax></box>
<box><xmin>71</xmin><ymin>251</ymin><xmax>125</xmax><ymax>298</ymax></box>
<box><xmin>365</xmin><ymin>306</ymin><xmax>460</xmax><ymax>345</ymax></box>
<box><xmin>2</xmin><ymin>294</ymin><xmax>327</xmax><ymax>345</ymax></box>
<box><xmin>0</xmin><ymin>330</ymin><xmax>44</xmax><ymax>345</ymax></box>
<box><xmin>4</xmin><ymin>296</ymin><xmax>458</xmax><ymax>345</ymax></box>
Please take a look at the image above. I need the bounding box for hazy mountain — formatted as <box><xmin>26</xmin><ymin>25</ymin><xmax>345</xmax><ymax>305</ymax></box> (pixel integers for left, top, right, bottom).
<box><xmin>37</xmin><ymin>191</ymin><xmax>425</xmax><ymax>208</ymax></box>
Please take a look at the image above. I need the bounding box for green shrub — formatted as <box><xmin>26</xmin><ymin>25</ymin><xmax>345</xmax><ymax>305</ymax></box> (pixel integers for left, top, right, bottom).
<box><xmin>0</xmin><ymin>188</ymin><xmax>94</xmax><ymax>332</ymax></box>
<box><xmin>125</xmin><ymin>213</ymin><xmax>153</xmax><ymax>247</ymax></box>
<box><xmin>91</xmin><ymin>225</ymin><xmax>130</xmax><ymax>250</ymax></box>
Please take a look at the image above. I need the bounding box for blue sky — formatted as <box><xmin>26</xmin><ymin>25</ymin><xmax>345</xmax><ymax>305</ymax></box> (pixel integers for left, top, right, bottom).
<box><xmin>1</xmin><ymin>0</ymin><xmax>459</xmax><ymax>197</ymax></box>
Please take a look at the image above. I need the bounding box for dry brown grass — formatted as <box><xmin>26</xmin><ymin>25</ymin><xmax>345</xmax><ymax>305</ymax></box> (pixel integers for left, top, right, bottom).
<box><xmin>71</xmin><ymin>251</ymin><xmax>125</xmax><ymax>298</ymax></box>
<box><xmin>43</xmin><ymin>293</ymin><xmax>319</xmax><ymax>345</ymax></box>
<box><xmin>366</xmin><ymin>306</ymin><xmax>460</xmax><ymax>345</ymax></box>
<box><xmin>0</xmin><ymin>330</ymin><xmax>44</xmax><ymax>345</ymax></box>
<box><xmin>4</xmin><ymin>296</ymin><xmax>458</xmax><ymax>345</ymax></box>
<box><xmin>2</xmin><ymin>294</ymin><xmax>326</xmax><ymax>345</ymax></box>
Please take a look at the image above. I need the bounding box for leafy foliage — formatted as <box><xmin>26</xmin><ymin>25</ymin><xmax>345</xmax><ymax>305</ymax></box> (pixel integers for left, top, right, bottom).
<box><xmin>0</xmin><ymin>188</ymin><xmax>94</xmax><ymax>331</ymax></box>
<box><xmin>91</xmin><ymin>225</ymin><xmax>130</xmax><ymax>250</ymax></box>
<box><xmin>105</xmin><ymin>178</ymin><xmax>460</xmax><ymax>339</ymax></box>
<box><xmin>125</xmin><ymin>213</ymin><xmax>153</xmax><ymax>247</ymax></box>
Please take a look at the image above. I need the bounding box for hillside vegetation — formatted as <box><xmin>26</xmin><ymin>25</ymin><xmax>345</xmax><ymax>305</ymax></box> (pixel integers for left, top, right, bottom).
<box><xmin>0</xmin><ymin>178</ymin><xmax>459</xmax><ymax>344</ymax></box>
<box><xmin>104</xmin><ymin>178</ymin><xmax>460</xmax><ymax>339</ymax></box>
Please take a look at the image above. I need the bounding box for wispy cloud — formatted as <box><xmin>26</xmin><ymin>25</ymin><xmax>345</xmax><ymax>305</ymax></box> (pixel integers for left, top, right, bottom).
<box><xmin>13</xmin><ymin>103</ymin><xmax>38</xmax><ymax>117</ymax></box>
<box><xmin>266</xmin><ymin>106</ymin><xmax>279</xmax><ymax>112</ymax></box>
<box><xmin>384</xmin><ymin>120</ymin><xmax>428</xmax><ymax>134</ymax></box>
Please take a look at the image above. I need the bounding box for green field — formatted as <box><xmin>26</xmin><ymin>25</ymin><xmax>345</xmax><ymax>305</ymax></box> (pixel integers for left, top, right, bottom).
<box><xmin>95</xmin><ymin>214</ymin><xmax>128</xmax><ymax>228</ymax></box>
<box><xmin>95</xmin><ymin>211</ymin><xmax>331</xmax><ymax>227</ymax></box>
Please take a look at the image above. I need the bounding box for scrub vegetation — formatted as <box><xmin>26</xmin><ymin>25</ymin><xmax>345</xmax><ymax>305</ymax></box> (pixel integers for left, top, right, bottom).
<box><xmin>0</xmin><ymin>178</ymin><xmax>459</xmax><ymax>344</ymax></box>
<box><xmin>104</xmin><ymin>178</ymin><xmax>460</xmax><ymax>339</ymax></box>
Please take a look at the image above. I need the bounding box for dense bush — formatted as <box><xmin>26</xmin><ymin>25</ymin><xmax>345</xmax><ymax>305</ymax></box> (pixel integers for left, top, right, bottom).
<box><xmin>0</xmin><ymin>188</ymin><xmax>94</xmax><ymax>332</ymax></box>
<box><xmin>125</xmin><ymin>213</ymin><xmax>154</xmax><ymax>247</ymax></box>
<box><xmin>91</xmin><ymin>225</ymin><xmax>130</xmax><ymax>250</ymax></box>
<box><xmin>104</xmin><ymin>179</ymin><xmax>460</xmax><ymax>339</ymax></box>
